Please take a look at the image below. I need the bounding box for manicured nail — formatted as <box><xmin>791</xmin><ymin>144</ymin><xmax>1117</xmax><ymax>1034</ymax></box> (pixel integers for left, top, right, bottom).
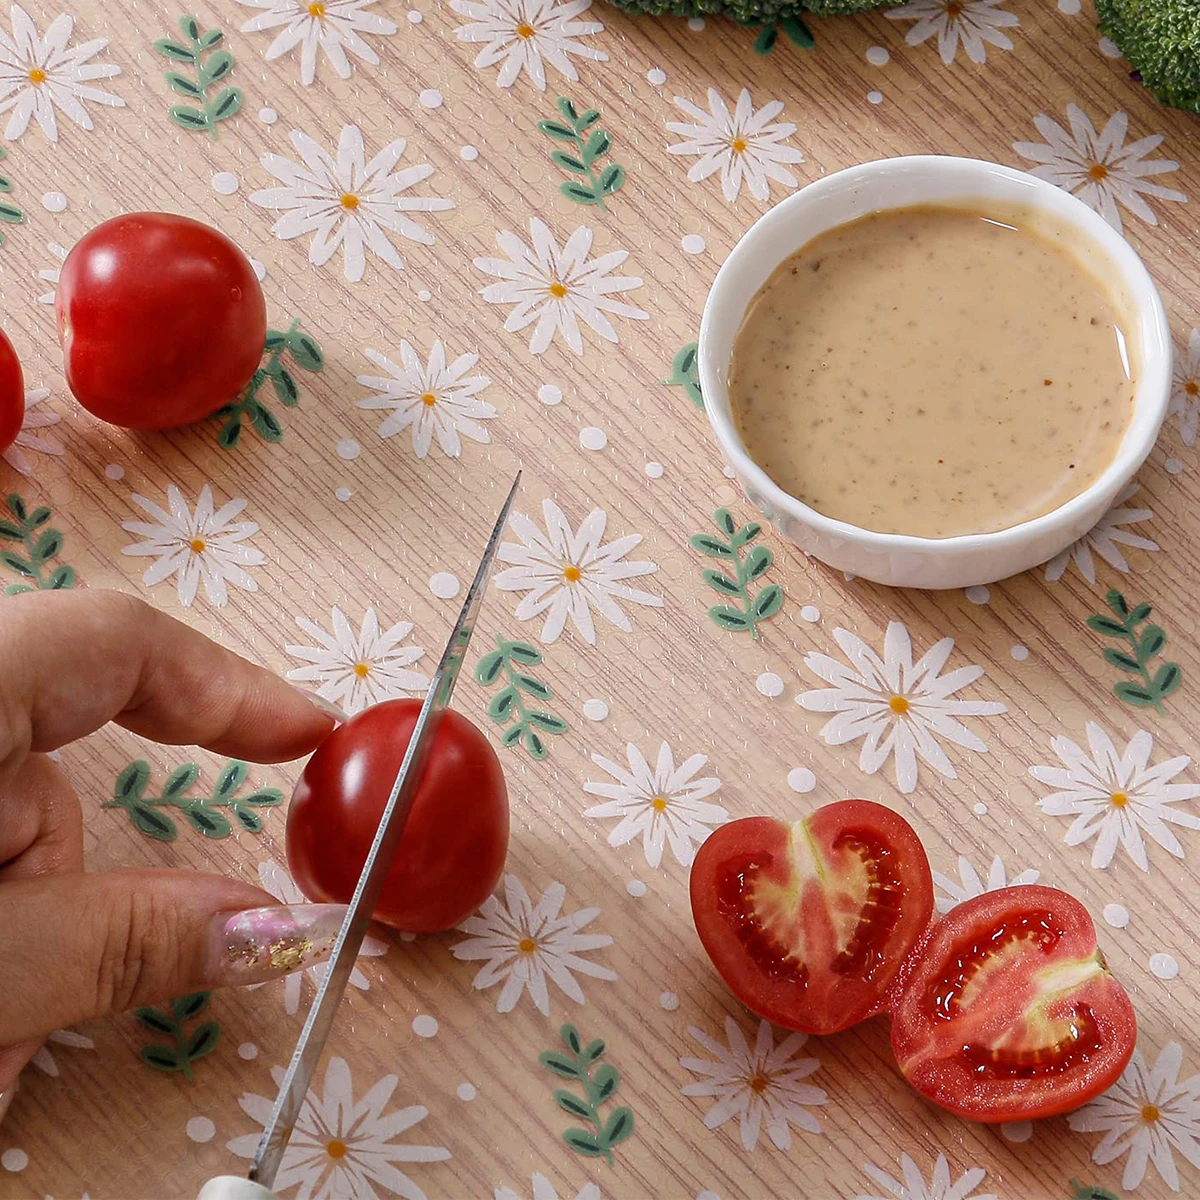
<box><xmin>208</xmin><ymin>904</ymin><xmax>348</xmax><ymax>986</ymax></box>
<box><xmin>294</xmin><ymin>687</ymin><xmax>350</xmax><ymax>725</ymax></box>
<box><xmin>0</xmin><ymin>1079</ymin><xmax>16</xmax><ymax>1126</ymax></box>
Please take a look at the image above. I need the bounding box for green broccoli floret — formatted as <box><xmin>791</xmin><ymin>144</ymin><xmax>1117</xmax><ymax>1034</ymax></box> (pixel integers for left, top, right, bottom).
<box><xmin>601</xmin><ymin>0</ymin><xmax>896</xmax><ymax>27</ymax></box>
<box><xmin>1096</xmin><ymin>0</ymin><xmax>1200</xmax><ymax>115</ymax></box>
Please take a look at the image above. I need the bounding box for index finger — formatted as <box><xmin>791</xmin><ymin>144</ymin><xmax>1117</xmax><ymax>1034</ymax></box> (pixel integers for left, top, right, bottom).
<box><xmin>0</xmin><ymin>589</ymin><xmax>333</xmax><ymax>776</ymax></box>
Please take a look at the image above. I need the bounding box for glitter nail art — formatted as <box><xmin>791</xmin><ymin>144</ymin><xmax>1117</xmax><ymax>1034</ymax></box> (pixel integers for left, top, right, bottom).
<box><xmin>209</xmin><ymin>904</ymin><xmax>349</xmax><ymax>986</ymax></box>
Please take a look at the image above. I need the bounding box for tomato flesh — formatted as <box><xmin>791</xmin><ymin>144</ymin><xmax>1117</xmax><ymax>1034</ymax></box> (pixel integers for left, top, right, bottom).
<box><xmin>891</xmin><ymin>885</ymin><xmax>1136</xmax><ymax>1122</ymax></box>
<box><xmin>690</xmin><ymin>802</ymin><xmax>933</xmax><ymax>1035</ymax></box>
<box><xmin>0</xmin><ymin>327</ymin><xmax>23</xmax><ymax>454</ymax></box>
<box><xmin>56</xmin><ymin>212</ymin><xmax>266</xmax><ymax>430</ymax></box>
<box><xmin>287</xmin><ymin>699</ymin><xmax>509</xmax><ymax>933</ymax></box>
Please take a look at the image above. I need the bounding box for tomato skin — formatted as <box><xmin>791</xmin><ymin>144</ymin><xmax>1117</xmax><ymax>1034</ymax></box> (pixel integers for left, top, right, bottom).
<box><xmin>689</xmin><ymin>801</ymin><xmax>934</xmax><ymax>1035</ymax></box>
<box><xmin>0</xmin><ymin>326</ymin><xmax>24</xmax><ymax>454</ymax></box>
<box><xmin>890</xmin><ymin>885</ymin><xmax>1136</xmax><ymax>1123</ymax></box>
<box><xmin>56</xmin><ymin>212</ymin><xmax>266</xmax><ymax>430</ymax></box>
<box><xmin>287</xmin><ymin>699</ymin><xmax>509</xmax><ymax>933</ymax></box>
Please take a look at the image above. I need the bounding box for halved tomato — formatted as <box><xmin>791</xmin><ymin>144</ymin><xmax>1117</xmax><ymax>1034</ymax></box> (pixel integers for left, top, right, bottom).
<box><xmin>890</xmin><ymin>884</ymin><xmax>1136</xmax><ymax>1122</ymax></box>
<box><xmin>689</xmin><ymin>801</ymin><xmax>934</xmax><ymax>1035</ymax></box>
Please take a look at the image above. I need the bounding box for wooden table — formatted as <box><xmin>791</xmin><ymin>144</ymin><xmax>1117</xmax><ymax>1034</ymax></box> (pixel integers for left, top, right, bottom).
<box><xmin>1</xmin><ymin>0</ymin><xmax>1197</xmax><ymax>1196</ymax></box>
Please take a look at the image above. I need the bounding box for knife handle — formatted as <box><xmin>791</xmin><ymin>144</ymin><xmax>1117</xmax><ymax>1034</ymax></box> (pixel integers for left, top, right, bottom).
<box><xmin>197</xmin><ymin>1176</ymin><xmax>277</xmax><ymax>1200</ymax></box>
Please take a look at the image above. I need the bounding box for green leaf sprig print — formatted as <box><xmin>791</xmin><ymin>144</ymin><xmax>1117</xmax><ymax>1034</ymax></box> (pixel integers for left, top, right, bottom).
<box><xmin>1069</xmin><ymin>1183</ymin><xmax>1121</xmax><ymax>1200</ymax></box>
<box><xmin>1087</xmin><ymin>589</ymin><xmax>1182</xmax><ymax>712</ymax></box>
<box><xmin>690</xmin><ymin>509</ymin><xmax>783</xmax><ymax>639</ymax></box>
<box><xmin>538</xmin><ymin>98</ymin><xmax>626</xmax><ymax>211</ymax></box>
<box><xmin>154</xmin><ymin>15</ymin><xmax>242</xmax><ymax>137</ymax></box>
<box><xmin>539</xmin><ymin>1024</ymin><xmax>634</xmax><ymax>1164</ymax></box>
<box><xmin>740</xmin><ymin>13</ymin><xmax>815</xmax><ymax>54</ymax></box>
<box><xmin>0</xmin><ymin>494</ymin><xmax>76</xmax><ymax>594</ymax></box>
<box><xmin>104</xmin><ymin>759</ymin><xmax>282</xmax><ymax>842</ymax></box>
<box><xmin>665</xmin><ymin>343</ymin><xmax>703</xmax><ymax>410</ymax></box>
<box><xmin>136</xmin><ymin>992</ymin><xmax>219</xmax><ymax>1079</ymax></box>
<box><xmin>0</xmin><ymin>146</ymin><xmax>25</xmax><ymax>243</ymax></box>
<box><xmin>475</xmin><ymin>635</ymin><xmax>568</xmax><ymax>759</ymax></box>
<box><xmin>215</xmin><ymin>319</ymin><xmax>324</xmax><ymax>447</ymax></box>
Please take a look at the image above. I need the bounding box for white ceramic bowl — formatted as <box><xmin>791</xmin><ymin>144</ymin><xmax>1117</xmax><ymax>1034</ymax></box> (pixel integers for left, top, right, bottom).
<box><xmin>699</xmin><ymin>156</ymin><xmax>1172</xmax><ymax>589</ymax></box>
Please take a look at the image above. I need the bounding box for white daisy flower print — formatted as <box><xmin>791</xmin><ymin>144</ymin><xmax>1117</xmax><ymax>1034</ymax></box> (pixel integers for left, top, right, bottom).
<box><xmin>495</xmin><ymin>1176</ymin><xmax>600</xmax><ymax>1200</ymax></box>
<box><xmin>797</xmin><ymin>621</ymin><xmax>1006</xmax><ymax>795</ymax></box>
<box><xmin>285</xmin><ymin>606</ymin><xmax>429</xmax><ymax>716</ymax></box>
<box><xmin>494</xmin><ymin>498</ymin><xmax>662</xmax><ymax>645</ymax></box>
<box><xmin>121</xmin><ymin>483</ymin><xmax>265</xmax><ymax>608</ymax></box>
<box><xmin>250</xmin><ymin>123</ymin><xmax>453</xmax><ymax>283</ymax></box>
<box><xmin>1014</xmin><ymin>104</ymin><xmax>1187</xmax><ymax>234</ymax></box>
<box><xmin>451</xmin><ymin>875</ymin><xmax>616</xmax><ymax>1015</ymax></box>
<box><xmin>680</xmin><ymin>1017</ymin><xmax>826</xmax><ymax>1151</ymax></box>
<box><xmin>1030</xmin><ymin>722</ymin><xmax>1200</xmax><ymax>872</ymax></box>
<box><xmin>885</xmin><ymin>0</ymin><xmax>1018</xmax><ymax>66</ymax></box>
<box><xmin>1068</xmin><ymin>1042</ymin><xmax>1200</xmax><ymax>1193</ymax></box>
<box><xmin>253</xmin><ymin>861</ymin><xmax>386</xmax><ymax>1015</ymax></box>
<box><xmin>228</xmin><ymin>1055</ymin><xmax>450</xmax><ymax>1199</ymax></box>
<box><xmin>36</xmin><ymin>241</ymin><xmax>68</xmax><ymax>305</ymax></box>
<box><xmin>666</xmin><ymin>88</ymin><xmax>805</xmax><ymax>203</ymax></box>
<box><xmin>1169</xmin><ymin>328</ymin><xmax>1200</xmax><ymax>446</ymax></box>
<box><xmin>0</xmin><ymin>5</ymin><xmax>124</xmax><ymax>143</ymax></box>
<box><xmin>584</xmin><ymin>741</ymin><xmax>728</xmax><ymax>868</ymax></box>
<box><xmin>236</xmin><ymin>0</ymin><xmax>397</xmax><ymax>86</ymax></box>
<box><xmin>451</xmin><ymin>0</ymin><xmax>608</xmax><ymax>92</ymax></box>
<box><xmin>474</xmin><ymin>218</ymin><xmax>647</xmax><ymax>355</ymax></box>
<box><xmin>29</xmin><ymin>1028</ymin><xmax>95</xmax><ymax>1077</ymax></box>
<box><xmin>357</xmin><ymin>340</ymin><xmax>497</xmax><ymax>459</ymax></box>
<box><xmin>1044</xmin><ymin>482</ymin><xmax>1158</xmax><ymax>583</ymax></box>
<box><xmin>858</xmin><ymin>1153</ymin><xmax>997</xmax><ymax>1200</ymax></box>
<box><xmin>2</xmin><ymin>386</ymin><xmax>64</xmax><ymax>476</ymax></box>
<box><xmin>933</xmin><ymin>854</ymin><xmax>1040</xmax><ymax>914</ymax></box>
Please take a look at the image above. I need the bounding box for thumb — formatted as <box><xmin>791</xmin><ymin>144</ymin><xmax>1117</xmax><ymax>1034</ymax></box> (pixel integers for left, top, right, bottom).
<box><xmin>0</xmin><ymin>869</ymin><xmax>347</xmax><ymax>1046</ymax></box>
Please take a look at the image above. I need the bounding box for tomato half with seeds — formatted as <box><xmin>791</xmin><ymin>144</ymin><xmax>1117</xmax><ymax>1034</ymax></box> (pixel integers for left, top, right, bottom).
<box><xmin>890</xmin><ymin>885</ymin><xmax>1136</xmax><ymax>1122</ymax></box>
<box><xmin>689</xmin><ymin>801</ymin><xmax>934</xmax><ymax>1035</ymax></box>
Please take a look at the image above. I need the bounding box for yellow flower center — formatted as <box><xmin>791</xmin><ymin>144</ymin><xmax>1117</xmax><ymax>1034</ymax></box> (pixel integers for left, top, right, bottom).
<box><xmin>188</xmin><ymin>538</ymin><xmax>206</xmax><ymax>554</ymax></box>
<box><xmin>748</xmin><ymin>1073</ymin><xmax>770</xmax><ymax>1093</ymax></box>
<box><xmin>421</xmin><ymin>392</ymin><xmax>437</xmax><ymax>407</ymax></box>
<box><xmin>651</xmin><ymin>796</ymin><xmax>668</xmax><ymax>812</ymax></box>
<box><xmin>944</xmin><ymin>0</ymin><xmax>963</xmax><ymax>15</ymax></box>
<box><xmin>1142</xmin><ymin>1103</ymin><xmax>1161</xmax><ymax>1123</ymax></box>
<box><xmin>1089</xmin><ymin>163</ymin><xmax>1109</xmax><ymax>182</ymax></box>
<box><xmin>548</xmin><ymin>280</ymin><xmax>568</xmax><ymax>299</ymax></box>
<box><xmin>28</xmin><ymin>66</ymin><xmax>46</xmax><ymax>85</ymax></box>
<box><xmin>516</xmin><ymin>22</ymin><xmax>535</xmax><ymax>37</ymax></box>
<box><xmin>1187</xmin><ymin>380</ymin><xmax>1199</xmax><ymax>396</ymax></box>
<box><xmin>353</xmin><ymin>662</ymin><xmax>370</xmax><ymax>678</ymax></box>
<box><xmin>563</xmin><ymin>565</ymin><xmax>582</xmax><ymax>583</ymax></box>
<box><xmin>340</xmin><ymin>193</ymin><xmax>360</xmax><ymax>210</ymax></box>
<box><xmin>518</xmin><ymin>937</ymin><xmax>537</xmax><ymax>953</ymax></box>
<box><xmin>325</xmin><ymin>1138</ymin><xmax>347</xmax><ymax>1158</ymax></box>
<box><xmin>730</xmin><ymin>138</ymin><xmax>747</xmax><ymax>154</ymax></box>
<box><xmin>309</xmin><ymin>2</ymin><xmax>327</xmax><ymax>16</ymax></box>
<box><xmin>889</xmin><ymin>695</ymin><xmax>910</xmax><ymax>715</ymax></box>
<box><xmin>1110</xmin><ymin>791</ymin><xmax>1129</xmax><ymax>809</ymax></box>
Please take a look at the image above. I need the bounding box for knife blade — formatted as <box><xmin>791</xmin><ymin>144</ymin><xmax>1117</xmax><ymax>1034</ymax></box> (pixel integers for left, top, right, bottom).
<box><xmin>245</xmin><ymin>472</ymin><xmax>520</xmax><ymax>1190</ymax></box>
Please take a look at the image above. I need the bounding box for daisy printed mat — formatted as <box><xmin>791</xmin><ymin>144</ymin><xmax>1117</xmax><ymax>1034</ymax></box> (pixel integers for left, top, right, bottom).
<box><xmin>2</xmin><ymin>1</ymin><xmax>1199</xmax><ymax>1197</ymax></box>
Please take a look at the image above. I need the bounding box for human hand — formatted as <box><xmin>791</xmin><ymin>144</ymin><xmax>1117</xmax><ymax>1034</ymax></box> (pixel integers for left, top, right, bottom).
<box><xmin>0</xmin><ymin>590</ymin><xmax>348</xmax><ymax>1121</ymax></box>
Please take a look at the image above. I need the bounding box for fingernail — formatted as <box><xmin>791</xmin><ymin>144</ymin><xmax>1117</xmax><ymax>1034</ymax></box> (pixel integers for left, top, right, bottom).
<box><xmin>208</xmin><ymin>904</ymin><xmax>348</xmax><ymax>986</ymax></box>
<box><xmin>0</xmin><ymin>1079</ymin><xmax>16</xmax><ymax>1127</ymax></box>
<box><xmin>293</xmin><ymin>687</ymin><xmax>350</xmax><ymax>725</ymax></box>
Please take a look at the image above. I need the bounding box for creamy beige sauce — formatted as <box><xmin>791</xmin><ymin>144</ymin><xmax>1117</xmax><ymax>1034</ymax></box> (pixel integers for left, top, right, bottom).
<box><xmin>729</xmin><ymin>204</ymin><xmax>1134</xmax><ymax>539</ymax></box>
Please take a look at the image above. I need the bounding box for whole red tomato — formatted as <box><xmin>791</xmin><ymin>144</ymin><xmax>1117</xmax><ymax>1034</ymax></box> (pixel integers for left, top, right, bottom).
<box><xmin>0</xmin><ymin>326</ymin><xmax>24</xmax><ymax>454</ymax></box>
<box><xmin>56</xmin><ymin>212</ymin><xmax>266</xmax><ymax>430</ymax></box>
<box><xmin>287</xmin><ymin>699</ymin><xmax>509</xmax><ymax>933</ymax></box>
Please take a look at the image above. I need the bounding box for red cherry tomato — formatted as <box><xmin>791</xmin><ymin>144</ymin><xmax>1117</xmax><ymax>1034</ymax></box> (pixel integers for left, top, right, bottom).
<box><xmin>56</xmin><ymin>212</ymin><xmax>266</xmax><ymax>430</ymax></box>
<box><xmin>0</xmin><ymin>326</ymin><xmax>24</xmax><ymax>454</ymax></box>
<box><xmin>890</xmin><ymin>884</ymin><xmax>1136</xmax><ymax>1123</ymax></box>
<box><xmin>689</xmin><ymin>801</ymin><xmax>934</xmax><ymax>1035</ymax></box>
<box><xmin>287</xmin><ymin>699</ymin><xmax>509</xmax><ymax>934</ymax></box>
